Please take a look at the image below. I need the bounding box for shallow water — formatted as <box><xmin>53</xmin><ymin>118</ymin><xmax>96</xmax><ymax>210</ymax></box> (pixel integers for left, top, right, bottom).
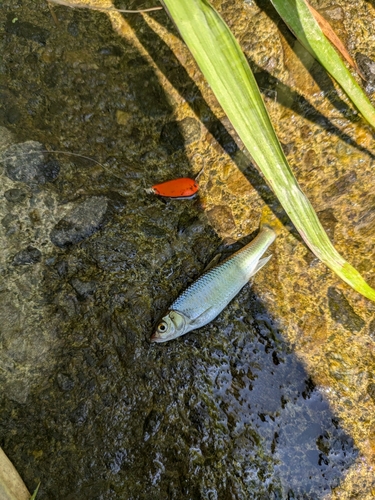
<box><xmin>1</xmin><ymin>0</ymin><xmax>375</xmax><ymax>498</ymax></box>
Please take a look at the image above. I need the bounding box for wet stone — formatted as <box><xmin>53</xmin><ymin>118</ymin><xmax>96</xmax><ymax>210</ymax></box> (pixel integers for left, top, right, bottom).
<box><xmin>12</xmin><ymin>246</ymin><xmax>42</xmax><ymax>266</ymax></box>
<box><xmin>160</xmin><ymin>117</ymin><xmax>200</xmax><ymax>153</ymax></box>
<box><xmin>67</xmin><ymin>20</ymin><xmax>79</xmax><ymax>37</ymax></box>
<box><xmin>355</xmin><ymin>196</ymin><xmax>375</xmax><ymax>236</ymax></box>
<box><xmin>1</xmin><ymin>213</ymin><xmax>20</xmax><ymax>236</ymax></box>
<box><xmin>56</xmin><ymin>373</ymin><xmax>75</xmax><ymax>392</ymax></box>
<box><xmin>317</xmin><ymin>208</ymin><xmax>338</xmax><ymax>240</ymax></box>
<box><xmin>322</xmin><ymin>171</ymin><xmax>357</xmax><ymax>201</ymax></box>
<box><xmin>99</xmin><ymin>45</ymin><xmax>123</xmax><ymax>57</ymax></box>
<box><xmin>5</xmin><ymin>106</ymin><xmax>21</xmax><ymax>125</ymax></box>
<box><xmin>321</xmin><ymin>6</ymin><xmax>344</xmax><ymax>20</ymax></box>
<box><xmin>327</xmin><ymin>287</ymin><xmax>365</xmax><ymax>332</ymax></box>
<box><xmin>369</xmin><ymin>317</ymin><xmax>375</xmax><ymax>341</ymax></box>
<box><xmin>356</xmin><ymin>53</ymin><xmax>375</xmax><ymax>93</ymax></box>
<box><xmin>160</xmin><ymin>121</ymin><xmax>186</xmax><ymax>153</ymax></box>
<box><xmin>70</xmin><ymin>278</ymin><xmax>96</xmax><ymax>299</ymax></box>
<box><xmin>5</xmin><ymin>13</ymin><xmax>48</xmax><ymax>45</ymax></box>
<box><xmin>2</xmin><ymin>141</ymin><xmax>60</xmax><ymax>185</ymax></box>
<box><xmin>365</xmin><ymin>382</ymin><xmax>375</xmax><ymax>403</ymax></box>
<box><xmin>143</xmin><ymin>410</ymin><xmax>163</xmax><ymax>441</ymax></box>
<box><xmin>207</xmin><ymin>205</ymin><xmax>236</xmax><ymax>234</ymax></box>
<box><xmin>139</xmin><ymin>222</ymin><xmax>166</xmax><ymax>238</ymax></box>
<box><xmin>4</xmin><ymin>188</ymin><xmax>28</xmax><ymax>203</ymax></box>
<box><xmin>50</xmin><ymin>197</ymin><xmax>108</xmax><ymax>248</ymax></box>
<box><xmin>69</xmin><ymin>401</ymin><xmax>89</xmax><ymax>426</ymax></box>
<box><xmin>206</xmin><ymin>117</ymin><xmax>238</xmax><ymax>155</ymax></box>
<box><xmin>56</xmin><ymin>260</ymin><xmax>68</xmax><ymax>277</ymax></box>
<box><xmin>1</xmin><ymin>213</ymin><xmax>18</xmax><ymax>228</ymax></box>
<box><xmin>178</xmin><ymin>117</ymin><xmax>201</xmax><ymax>144</ymax></box>
<box><xmin>128</xmin><ymin>69</ymin><xmax>170</xmax><ymax>117</ymax></box>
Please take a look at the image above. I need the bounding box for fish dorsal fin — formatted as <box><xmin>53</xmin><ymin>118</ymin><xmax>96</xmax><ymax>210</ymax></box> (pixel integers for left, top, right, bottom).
<box><xmin>250</xmin><ymin>254</ymin><xmax>272</xmax><ymax>279</ymax></box>
<box><xmin>202</xmin><ymin>253</ymin><xmax>222</xmax><ymax>273</ymax></box>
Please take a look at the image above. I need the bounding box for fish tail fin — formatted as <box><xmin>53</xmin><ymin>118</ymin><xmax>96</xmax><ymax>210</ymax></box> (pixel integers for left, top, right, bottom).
<box><xmin>251</xmin><ymin>254</ymin><xmax>272</xmax><ymax>278</ymax></box>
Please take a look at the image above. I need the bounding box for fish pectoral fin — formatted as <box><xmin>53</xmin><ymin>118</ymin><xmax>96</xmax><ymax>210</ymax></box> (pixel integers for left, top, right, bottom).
<box><xmin>250</xmin><ymin>254</ymin><xmax>272</xmax><ymax>278</ymax></box>
<box><xmin>190</xmin><ymin>306</ymin><xmax>216</xmax><ymax>329</ymax></box>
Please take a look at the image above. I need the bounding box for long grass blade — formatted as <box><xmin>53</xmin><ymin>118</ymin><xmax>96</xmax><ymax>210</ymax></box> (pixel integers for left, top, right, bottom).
<box><xmin>306</xmin><ymin>2</ymin><xmax>364</xmax><ymax>78</ymax></box>
<box><xmin>161</xmin><ymin>0</ymin><xmax>375</xmax><ymax>301</ymax></box>
<box><xmin>270</xmin><ymin>0</ymin><xmax>375</xmax><ymax>126</ymax></box>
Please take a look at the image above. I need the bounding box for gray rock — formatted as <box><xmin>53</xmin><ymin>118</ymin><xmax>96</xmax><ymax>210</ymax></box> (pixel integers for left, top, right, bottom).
<box><xmin>1</xmin><ymin>213</ymin><xmax>18</xmax><ymax>228</ymax></box>
<box><xmin>4</xmin><ymin>188</ymin><xmax>28</xmax><ymax>203</ymax></box>
<box><xmin>356</xmin><ymin>53</ymin><xmax>375</xmax><ymax>94</ymax></box>
<box><xmin>2</xmin><ymin>141</ymin><xmax>60</xmax><ymax>185</ymax></box>
<box><xmin>56</xmin><ymin>373</ymin><xmax>75</xmax><ymax>392</ymax></box>
<box><xmin>50</xmin><ymin>196</ymin><xmax>108</xmax><ymax>247</ymax></box>
<box><xmin>5</xmin><ymin>13</ymin><xmax>48</xmax><ymax>45</ymax></box>
<box><xmin>70</xmin><ymin>278</ymin><xmax>96</xmax><ymax>299</ymax></box>
<box><xmin>327</xmin><ymin>287</ymin><xmax>365</xmax><ymax>332</ymax></box>
<box><xmin>1</xmin><ymin>213</ymin><xmax>20</xmax><ymax>236</ymax></box>
<box><xmin>12</xmin><ymin>246</ymin><xmax>42</xmax><ymax>266</ymax></box>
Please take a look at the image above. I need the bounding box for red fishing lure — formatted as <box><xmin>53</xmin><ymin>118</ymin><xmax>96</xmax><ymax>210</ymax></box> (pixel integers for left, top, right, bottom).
<box><xmin>145</xmin><ymin>177</ymin><xmax>199</xmax><ymax>199</ymax></box>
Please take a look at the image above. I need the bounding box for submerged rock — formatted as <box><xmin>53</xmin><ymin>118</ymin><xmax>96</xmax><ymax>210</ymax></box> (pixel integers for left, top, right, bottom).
<box><xmin>327</xmin><ymin>287</ymin><xmax>365</xmax><ymax>332</ymax></box>
<box><xmin>50</xmin><ymin>197</ymin><xmax>108</xmax><ymax>247</ymax></box>
<box><xmin>1</xmin><ymin>0</ymin><xmax>375</xmax><ymax>498</ymax></box>
<box><xmin>4</xmin><ymin>188</ymin><xmax>28</xmax><ymax>204</ymax></box>
<box><xmin>356</xmin><ymin>53</ymin><xmax>375</xmax><ymax>94</ymax></box>
<box><xmin>2</xmin><ymin>141</ymin><xmax>60</xmax><ymax>185</ymax></box>
<box><xmin>70</xmin><ymin>278</ymin><xmax>96</xmax><ymax>299</ymax></box>
<box><xmin>160</xmin><ymin>117</ymin><xmax>201</xmax><ymax>153</ymax></box>
<box><xmin>12</xmin><ymin>246</ymin><xmax>41</xmax><ymax>266</ymax></box>
<box><xmin>5</xmin><ymin>13</ymin><xmax>48</xmax><ymax>44</ymax></box>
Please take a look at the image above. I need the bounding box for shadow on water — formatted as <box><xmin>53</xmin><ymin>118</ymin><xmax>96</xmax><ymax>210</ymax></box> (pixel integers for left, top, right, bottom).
<box><xmin>0</xmin><ymin>1</ymin><xmax>361</xmax><ymax>499</ymax></box>
<box><xmin>143</xmin><ymin>7</ymin><xmax>375</xmax><ymax>157</ymax></box>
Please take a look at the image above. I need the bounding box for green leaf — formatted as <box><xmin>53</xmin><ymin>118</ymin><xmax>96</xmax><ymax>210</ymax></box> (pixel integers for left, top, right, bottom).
<box><xmin>161</xmin><ymin>0</ymin><xmax>375</xmax><ymax>301</ymax></box>
<box><xmin>270</xmin><ymin>0</ymin><xmax>375</xmax><ymax>127</ymax></box>
<box><xmin>30</xmin><ymin>482</ymin><xmax>40</xmax><ymax>500</ymax></box>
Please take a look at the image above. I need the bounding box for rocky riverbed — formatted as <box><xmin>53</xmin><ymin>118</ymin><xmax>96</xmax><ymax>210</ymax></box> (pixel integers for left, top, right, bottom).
<box><xmin>1</xmin><ymin>0</ymin><xmax>375</xmax><ymax>498</ymax></box>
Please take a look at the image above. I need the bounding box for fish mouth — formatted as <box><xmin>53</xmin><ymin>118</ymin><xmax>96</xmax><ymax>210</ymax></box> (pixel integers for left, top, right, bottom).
<box><xmin>150</xmin><ymin>332</ymin><xmax>164</xmax><ymax>343</ymax></box>
<box><xmin>150</xmin><ymin>332</ymin><xmax>175</xmax><ymax>343</ymax></box>
<box><xmin>150</xmin><ymin>333</ymin><xmax>158</xmax><ymax>343</ymax></box>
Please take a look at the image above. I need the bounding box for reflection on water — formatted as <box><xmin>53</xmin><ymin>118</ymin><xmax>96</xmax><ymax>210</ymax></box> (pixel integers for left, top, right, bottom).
<box><xmin>189</xmin><ymin>299</ymin><xmax>357</xmax><ymax>498</ymax></box>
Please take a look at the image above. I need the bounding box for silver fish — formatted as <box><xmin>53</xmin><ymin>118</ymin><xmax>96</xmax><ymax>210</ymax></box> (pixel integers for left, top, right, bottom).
<box><xmin>150</xmin><ymin>224</ymin><xmax>276</xmax><ymax>343</ymax></box>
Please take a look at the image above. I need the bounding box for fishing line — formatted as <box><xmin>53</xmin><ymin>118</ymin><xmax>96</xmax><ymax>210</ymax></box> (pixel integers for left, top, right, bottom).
<box><xmin>0</xmin><ymin>149</ymin><xmax>133</xmax><ymax>184</ymax></box>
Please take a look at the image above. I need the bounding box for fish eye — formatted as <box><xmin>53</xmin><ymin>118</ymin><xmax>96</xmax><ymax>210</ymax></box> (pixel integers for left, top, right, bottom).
<box><xmin>157</xmin><ymin>322</ymin><xmax>168</xmax><ymax>333</ymax></box>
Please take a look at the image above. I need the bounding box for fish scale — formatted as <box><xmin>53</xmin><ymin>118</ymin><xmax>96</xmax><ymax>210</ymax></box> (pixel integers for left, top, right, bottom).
<box><xmin>171</xmin><ymin>225</ymin><xmax>276</xmax><ymax>325</ymax></box>
<box><xmin>151</xmin><ymin>224</ymin><xmax>276</xmax><ymax>342</ymax></box>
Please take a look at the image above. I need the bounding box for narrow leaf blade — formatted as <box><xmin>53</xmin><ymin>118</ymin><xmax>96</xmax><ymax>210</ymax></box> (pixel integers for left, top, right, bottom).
<box><xmin>162</xmin><ymin>0</ymin><xmax>375</xmax><ymax>301</ymax></box>
<box><xmin>270</xmin><ymin>0</ymin><xmax>375</xmax><ymax>126</ymax></box>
